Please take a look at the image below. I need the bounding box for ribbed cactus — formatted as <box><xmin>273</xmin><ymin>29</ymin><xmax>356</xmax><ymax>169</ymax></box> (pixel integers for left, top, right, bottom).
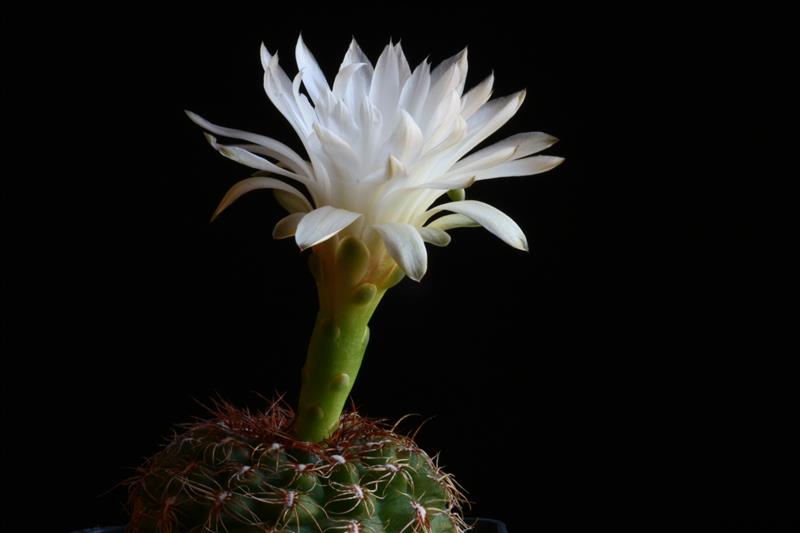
<box><xmin>132</xmin><ymin>35</ymin><xmax>562</xmax><ymax>533</ymax></box>
<box><xmin>129</xmin><ymin>402</ymin><xmax>466</xmax><ymax>532</ymax></box>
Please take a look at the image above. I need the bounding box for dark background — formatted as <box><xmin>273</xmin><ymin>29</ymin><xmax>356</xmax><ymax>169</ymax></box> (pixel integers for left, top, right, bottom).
<box><xmin>5</xmin><ymin>4</ymin><xmax>792</xmax><ymax>532</ymax></box>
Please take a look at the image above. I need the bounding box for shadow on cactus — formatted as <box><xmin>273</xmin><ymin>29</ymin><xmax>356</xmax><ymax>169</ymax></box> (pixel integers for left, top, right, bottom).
<box><xmin>128</xmin><ymin>35</ymin><xmax>561</xmax><ymax>532</ymax></box>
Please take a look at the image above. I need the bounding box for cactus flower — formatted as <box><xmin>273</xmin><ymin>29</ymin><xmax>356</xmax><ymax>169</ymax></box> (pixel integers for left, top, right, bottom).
<box><xmin>187</xmin><ymin>36</ymin><xmax>562</xmax><ymax>442</ymax></box>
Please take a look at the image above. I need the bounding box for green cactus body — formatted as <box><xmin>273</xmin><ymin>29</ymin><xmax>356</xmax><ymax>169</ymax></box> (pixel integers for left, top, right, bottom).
<box><xmin>129</xmin><ymin>402</ymin><xmax>466</xmax><ymax>533</ymax></box>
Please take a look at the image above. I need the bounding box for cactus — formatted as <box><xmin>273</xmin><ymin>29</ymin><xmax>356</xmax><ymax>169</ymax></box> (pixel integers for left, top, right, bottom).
<box><xmin>130</xmin><ymin>35</ymin><xmax>561</xmax><ymax>533</ymax></box>
<box><xmin>129</xmin><ymin>402</ymin><xmax>466</xmax><ymax>533</ymax></box>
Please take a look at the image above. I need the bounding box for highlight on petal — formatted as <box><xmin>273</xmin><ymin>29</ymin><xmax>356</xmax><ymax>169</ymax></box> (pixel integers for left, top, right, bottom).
<box><xmin>474</xmin><ymin>155</ymin><xmax>565</xmax><ymax>180</ymax></box>
<box><xmin>372</xmin><ymin>223</ymin><xmax>428</xmax><ymax>282</ymax></box>
<box><xmin>294</xmin><ymin>206</ymin><xmax>362</xmax><ymax>250</ymax></box>
<box><xmin>295</xmin><ymin>34</ymin><xmax>330</xmax><ymax>105</ymax></box>
<box><xmin>423</xmin><ymin>200</ymin><xmax>528</xmax><ymax>251</ymax></box>
<box><xmin>461</xmin><ymin>72</ymin><xmax>494</xmax><ymax>118</ymax></box>
<box><xmin>212</xmin><ymin>177</ymin><xmax>312</xmax><ymax>221</ymax></box>
<box><xmin>272</xmin><ymin>212</ymin><xmax>306</xmax><ymax>239</ymax></box>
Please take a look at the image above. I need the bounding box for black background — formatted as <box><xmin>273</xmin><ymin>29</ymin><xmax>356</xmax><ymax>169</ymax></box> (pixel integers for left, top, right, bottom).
<box><xmin>5</xmin><ymin>4</ymin><xmax>792</xmax><ymax>532</ymax></box>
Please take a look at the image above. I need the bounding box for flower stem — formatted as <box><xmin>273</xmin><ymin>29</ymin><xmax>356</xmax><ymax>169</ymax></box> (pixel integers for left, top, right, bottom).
<box><xmin>295</xmin><ymin>307</ymin><xmax>375</xmax><ymax>442</ymax></box>
<box><xmin>294</xmin><ymin>237</ymin><xmax>399</xmax><ymax>442</ymax></box>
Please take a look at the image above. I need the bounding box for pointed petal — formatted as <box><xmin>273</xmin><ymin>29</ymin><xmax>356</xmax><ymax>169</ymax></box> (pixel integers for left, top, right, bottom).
<box><xmin>212</xmin><ymin>177</ymin><xmax>312</xmax><ymax>221</ymax></box>
<box><xmin>294</xmin><ymin>206</ymin><xmax>362</xmax><ymax>250</ymax></box>
<box><xmin>460</xmin><ymin>72</ymin><xmax>494</xmax><ymax>119</ymax></box>
<box><xmin>424</xmin><ymin>90</ymin><xmax>464</xmax><ymax>149</ymax></box>
<box><xmin>369</xmin><ymin>43</ymin><xmax>402</xmax><ymax>121</ymax></box>
<box><xmin>474</xmin><ymin>155</ymin><xmax>565</xmax><ymax>180</ymax></box>
<box><xmin>394</xmin><ymin>42</ymin><xmax>412</xmax><ymax>84</ymax></box>
<box><xmin>204</xmin><ymin>134</ymin><xmax>315</xmax><ymax>188</ymax></box>
<box><xmin>372</xmin><ymin>223</ymin><xmax>428</xmax><ymax>281</ymax></box>
<box><xmin>295</xmin><ymin>34</ymin><xmax>330</xmax><ymax>105</ymax></box>
<box><xmin>259</xmin><ymin>42</ymin><xmax>273</xmax><ymax>71</ymax></box>
<box><xmin>262</xmin><ymin>53</ymin><xmax>313</xmax><ymax>137</ymax></box>
<box><xmin>431</xmin><ymin>47</ymin><xmax>468</xmax><ymax>95</ymax></box>
<box><xmin>339</xmin><ymin>39</ymin><xmax>373</xmax><ymax>110</ymax></box>
<box><xmin>422</xmin><ymin>62</ymin><xmax>463</xmax><ymax>133</ymax></box>
<box><xmin>272</xmin><ymin>212</ymin><xmax>306</xmax><ymax>239</ymax></box>
<box><xmin>417</xmin><ymin>226</ymin><xmax>451</xmax><ymax>247</ymax></box>
<box><xmin>449</xmin><ymin>145</ymin><xmax>518</xmax><ymax>175</ymax></box>
<box><xmin>399</xmin><ymin>60</ymin><xmax>431</xmax><ymax>121</ymax></box>
<box><xmin>341</xmin><ymin>38</ymin><xmax>374</xmax><ymax>72</ymax></box>
<box><xmin>422</xmin><ymin>200</ymin><xmax>528</xmax><ymax>251</ymax></box>
<box><xmin>455</xmin><ymin>132</ymin><xmax>559</xmax><ymax>173</ymax></box>
<box><xmin>186</xmin><ymin>110</ymin><xmax>311</xmax><ymax>175</ymax></box>
<box><xmin>426</xmin><ymin>213</ymin><xmax>480</xmax><ymax>231</ymax></box>
<box><xmin>292</xmin><ymin>71</ymin><xmax>318</xmax><ymax>126</ymax></box>
<box><xmin>456</xmin><ymin>90</ymin><xmax>526</xmax><ymax>159</ymax></box>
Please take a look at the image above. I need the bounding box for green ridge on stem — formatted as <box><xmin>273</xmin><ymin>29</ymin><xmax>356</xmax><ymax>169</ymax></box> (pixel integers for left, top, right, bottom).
<box><xmin>294</xmin><ymin>236</ymin><xmax>398</xmax><ymax>442</ymax></box>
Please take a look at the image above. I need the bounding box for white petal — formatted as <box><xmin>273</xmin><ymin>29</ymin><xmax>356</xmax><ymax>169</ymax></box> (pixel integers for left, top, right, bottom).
<box><xmin>399</xmin><ymin>60</ymin><xmax>431</xmax><ymax>121</ymax></box>
<box><xmin>185</xmin><ymin>111</ymin><xmax>312</xmax><ymax>176</ymax></box>
<box><xmin>449</xmin><ymin>145</ymin><xmax>518</xmax><ymax>175</ymax></box>
<box><xmin>424</xmin><ymin>90</ymin><xmax>465</xmax><ymax>149</ymax></box>
<box><xmin>339</xmin><ymin>39</ymin><xmax>373</xmax><ymax>110</ymax></box>
<box><xmin>340</xmin><ymin>38</ymin><xmax>374</xmax><ymax>73</ymax></box>
<box><xmin>212</xmin><ymin>177</ymin><xmax>312</xmax><ymax>221</ymax></box>
<box><xmin>456</xmin><ymin>90</ymin><xmax>526</xmax><ymax>160</ymax></box>
<box><xmin>417</xmin><ymin>226</ymin><xmax>451</xmax><ymax>247</ymax></box>
<box><xmin>395</xmin><ymin>42</ymin><xmax>412</xmax><ymax>84</ymax></box>
<box><xmin>369</xmin><ymin>43</ymin><xmax>402</xmax><ymax>122</ymax></box>
<box><xmin>292</xmin><ymin>71</ymin><xmax>319</xmax><ymax>127</ymax></box>
<box><xmin>372</xmin><ymin>223</ymin><xmax>428</xmax><ymax>281</ymax></box>
<box><xmin>204</xmin><ymin>134</ymin><xmax>315</xmax><ymax>188</ymax></box>
<box><xmin>295</xmin><ymin>34</ymin><xmax>330</xmax><ymax>105</ymax></box>
<box><xmin>294</xmin><ymin>206</ymin><xmax>362</xmax><ymax>250</ymax></box>
<box><xmin>422</xmin><ymin>200</ymin><xmax>528</xmax><ymax>251</ymax></box>
<box><xmin>263</xmin><ymin>54</ymin><xmax>312</xmax><ymax>137</ymax></box>
<box><xmin>430</xmin><ymin>47</ymin><xmax>468</xmax><ymax>95</ymax></box>
<box><xmin>273</xmin><ymin>189</ymin><xmax>311</xmax><ymax>214</ymax></box>
<box><xmin>504</xmin><ymin>132</ymin><xmax>560</xmax><ymax>159</ymax></box>
<box><xmin>452</xmin><ymin>132</ymin><xmax>558</xmax><ymax>176</ymax></box>
<box><xmin>474</xmin><ymin>156</ymin><xmax>565</xmax><ymax>180</ymax></box>
<box><xmin>312</xmin><ymin>123</ymin><xmax>360</xmax><ymax>178</ymax></box>
<box><xmin>332</xmin><ymin>62</ymin><xmax>367</xmax><ymax>99</ymax></box>
<box><xmin>272</xmin><ymin>212</ymin><xmax>306</xmax><ymax>239</ymax></box>
<box><xmin>420</xmin><ymin>175</ymin><xmax>476</xmax><ymax>190</ymax></box>
<box><xmin>388</xmin><ymin>111</ymin><xmax>424</xmax><ymax>165</ymax></box>
<box><xmin>421</xmin><ymin>62</ymin><xmax>463</xmax><ymax>134</ymax></box>
<box><xmin>426</xmin><ymin>213</ymin><xmax>480</xmax><ymax>231</ymax></box>
<box><xmin>259</xmin><ymin>42</ymin><xmax>273</xmax><ymax>71</ymax></box>
<box><xmin>460</xmin><ymin>72</ymin><xmax>494</xmax><ymax>119</ymax></box>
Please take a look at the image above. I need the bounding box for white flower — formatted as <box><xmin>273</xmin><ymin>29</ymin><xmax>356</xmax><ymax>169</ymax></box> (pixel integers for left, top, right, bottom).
<box><xmin>187</xmin><ymin>36</ymin><xmax>563</xmax><ymax>282</ymax></box>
